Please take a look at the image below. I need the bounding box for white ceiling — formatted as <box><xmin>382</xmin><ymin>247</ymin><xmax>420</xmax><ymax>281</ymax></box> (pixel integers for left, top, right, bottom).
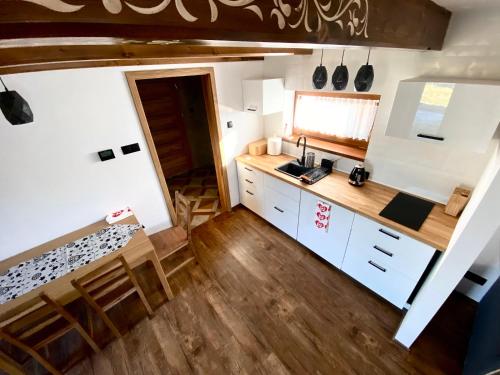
<box><xmin>433</xmin><ymin>0</ymin><xmax>500</xmax><ymax>11</ymax></box>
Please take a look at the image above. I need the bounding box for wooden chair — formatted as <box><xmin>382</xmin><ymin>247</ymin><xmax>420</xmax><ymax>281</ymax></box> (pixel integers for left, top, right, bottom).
<box><xmin>154</xmin><ymin>191</ymin><xmax>198</xmax><ymax>278</ymax></box>
<box><xmin>71</xmin><ymin>255</ymin><xmax>153</xmax><ymax>340</ymax></box>
<box><xmin>0</xmin><ymin>292</ymin><xmax>99</xmax><ymax>375</ymax></box>
<box><xmin>0</xmin><ymin>348</ymin><xmax>24</xmax><ymax>375</ymax></box>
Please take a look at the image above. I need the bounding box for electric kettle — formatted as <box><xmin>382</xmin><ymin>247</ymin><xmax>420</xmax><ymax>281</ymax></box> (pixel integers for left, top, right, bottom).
<box><xmin>349</xmin><ymin>164</ymin><xmax>368</xmax><ymax>187</ymax></box>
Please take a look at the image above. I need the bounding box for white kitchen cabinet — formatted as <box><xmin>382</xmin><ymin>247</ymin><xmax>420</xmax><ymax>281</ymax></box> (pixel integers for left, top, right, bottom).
<box><xmin>386</xmin><ymin>79</ymin><xmax>500</xmax><ymax>152</ymax></box>
<box><xmin>342</xmin><ymin>214</ymin><xmax>435</xmax><ymax>308</ymax></box>
<box><xmin>264</xmin><ymin>188</ymin><xmax>300</xmax><ymax>238</ymax></box>
<box><xmin>341</xmin><ymin>248</ymin><xmax>417</xmax><ymax>309</ymax></box>
<box><xmin>264</xmin><ymin>174</ymin><xmax>301</xmax><ymax>202</ymax></box>
<box><xmin>237</xmin><ymin>159</ymin><xmax>438</xmax><ymax>309</ymax></box>
<box><xmin>297</xmin><ymin>190</ymin><xmax>355</xmax><ymax>269</ymax></box>
<box><xmin>237</xmin><ymin>161</ymin><xmax>264</xmax><ymax>217</ymax></box>
<box><xmin>242</xmin><ymin>78</ymin><xmax>284</xmax><ymax>115</ymax></box>
<box><xmin>263</xmin><ymin>174</ymin><xmax>300</xmax><ymax>239</ymax></box>
<box><xmin>347</xmin><ymin>214</ymin><xmax>435</xmax><ymax>280</ymax></box>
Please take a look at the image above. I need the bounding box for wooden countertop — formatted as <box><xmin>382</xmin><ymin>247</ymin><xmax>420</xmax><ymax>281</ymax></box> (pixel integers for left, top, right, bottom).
<box><xmin>236</xmin><ymin>154</ymin><xmax>458</xmax><ymax>251</ymax></box>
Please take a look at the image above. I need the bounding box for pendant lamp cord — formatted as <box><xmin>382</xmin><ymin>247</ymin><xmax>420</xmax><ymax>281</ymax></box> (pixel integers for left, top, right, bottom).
<box><xmin>0</xmin><ymin>77</ymin><xmax>7</xmax><ymax>92</ymax></box>
<box><xmin>366</xmin><ymin>48</ymin><xmax>371</xmax><ymax>64</ymax></box>
<box><xmin>341</xmin><ymin>49</ymin><xmax>345</xmax><ymax>65</ymax></box>
<box><xmin>320</xmin><ymin>49</ymin><xmax>324</xmax><ymax>65</ymax></box>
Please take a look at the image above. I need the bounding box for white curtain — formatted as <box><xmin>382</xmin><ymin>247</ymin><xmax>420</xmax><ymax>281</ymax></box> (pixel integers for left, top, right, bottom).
<box><xmin>294</xmin><ymin>94</ymin><xmax>379</xmax><ymax>141</ymax></box>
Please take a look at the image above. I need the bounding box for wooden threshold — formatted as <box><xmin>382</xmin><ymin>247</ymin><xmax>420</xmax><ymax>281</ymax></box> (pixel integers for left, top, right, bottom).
<box><xmin>0</xmin><ymin>44</ymin><xmax>312</xmax><ymax>75</ymax></box>
<box><xmin>284</xmin><ymin>136</ymin><xmax>367</xmax><ymax>162</ymax></box>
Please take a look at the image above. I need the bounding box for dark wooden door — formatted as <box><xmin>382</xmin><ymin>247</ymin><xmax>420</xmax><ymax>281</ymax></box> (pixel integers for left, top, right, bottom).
<box><xmin>136</xmin><ymin>78</ymin><xmax>192</xmax><ymax>179</ymax></box>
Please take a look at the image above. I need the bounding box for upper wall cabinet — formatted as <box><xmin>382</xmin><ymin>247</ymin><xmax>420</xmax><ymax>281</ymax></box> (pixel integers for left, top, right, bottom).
<box><xmin>242</xmin><ymin>78</ymin><xmax>284</xmax><ymax>115</ymax></box>
<box><xmin>386</xmin><ymin>80</ymin><xmax>500</xmax><ymax>152</ymax></box>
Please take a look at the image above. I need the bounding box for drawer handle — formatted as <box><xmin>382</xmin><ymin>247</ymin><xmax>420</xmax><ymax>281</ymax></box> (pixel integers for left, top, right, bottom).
<box><xmin>245</xmin><ymin>179</ymin><xmax>254</xmax><ymax>184</ymax></box>
<box><xmin>244</xmin><ymin>167</ymin><xmax>253</xmax><ymax>172</ymax></box>
<box><xmin>368</xmin><ymin>260</ymin><xmax>387</xmax><ymax>273</ymax></box>
<box><xmin>373</xmin><ymin>245</ymin><xmax>393</xmax><ymax>257</ymax></box>
<box><xmin>379</xmin><ymin>228</ymin><xmax>400</xmax><ymax>240</ymax></box>
<box><xmin>274</xmin><ymin>206</ymin><xmax>284</xmax><ymax>213</ymax></box>
<box><xmin>245</xmin><ymin>190</ymin><xmax>254</xmax><ymax>196</ymax></box>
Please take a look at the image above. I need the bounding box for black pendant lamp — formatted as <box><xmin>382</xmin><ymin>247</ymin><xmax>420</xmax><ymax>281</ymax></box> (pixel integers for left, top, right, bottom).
<box><xmin>332</xmin><ymin>50</ymin><xmax>349</xmax><ymax>91</ymax></box>
<box><xmin>355</xmin><ymin>49</ymin><xmax>374</xmax><ymax>92</ymax></box>
<box><xmin>0</xmin><ymin>77</ymin><xmax>34</xmax><ymax>125</ymax></box>
<box><xmin>312</xmin><ymin>49</ymin><xmax>328</xmax><ymax>90</ymax></box>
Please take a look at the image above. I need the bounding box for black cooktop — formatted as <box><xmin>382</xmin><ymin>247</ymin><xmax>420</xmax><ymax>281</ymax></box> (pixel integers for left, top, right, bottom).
<box><xmin>379</xmin><ymin>192</ymin><xmax>435</xmax><ymax>231</ymax></box>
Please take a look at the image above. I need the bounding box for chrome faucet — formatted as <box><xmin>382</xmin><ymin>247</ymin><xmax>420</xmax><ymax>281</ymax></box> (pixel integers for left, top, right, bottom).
<box><xmin>296</xmin><ymin>135</ymin><xmax>307</xmax><ymax>166</ymax></box>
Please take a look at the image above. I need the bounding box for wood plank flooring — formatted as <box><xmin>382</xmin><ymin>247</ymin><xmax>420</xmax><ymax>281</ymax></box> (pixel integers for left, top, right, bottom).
<box><xmin>64</xmin><ymin>206</ymin><xmax>475</xmax><ymax>375</ymax></box>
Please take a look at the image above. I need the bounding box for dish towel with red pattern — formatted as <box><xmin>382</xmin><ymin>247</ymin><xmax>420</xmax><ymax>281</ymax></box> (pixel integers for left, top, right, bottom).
<box><xmin>315</xmin><ymin>200</ymin><xmax>331</xmax><ymax>233</ymax></box>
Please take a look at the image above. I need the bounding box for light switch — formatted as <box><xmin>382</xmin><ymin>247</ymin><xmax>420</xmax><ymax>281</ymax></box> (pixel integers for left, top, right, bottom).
<box><xmin>98</xmin><ymin>149</ymin><xmax>115</xmax><ymax>161</ymax></box>
<box><xmin>121</xmin><ymin>143</ymin><xmax>140</xmax><ymax>155</ymax></box>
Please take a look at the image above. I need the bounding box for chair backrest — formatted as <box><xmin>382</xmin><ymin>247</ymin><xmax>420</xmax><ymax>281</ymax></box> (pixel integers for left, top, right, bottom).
<box><xmin>0</xmin><ymin>292</ymin><xmax>70</xmax><ymax>350</ymax></box>
<box><xmin>175</xmin><ymin>191</ymin><xmax>192</xmax><ymax>239</ymax></box>
<box><xmin>0</xmin><ymin>292</ymin><xmax>99</xmax><ymax>374</ymax></box>
<box><xmin>72</xmin><ymin>256</ymin><xmax>128</xmax><ymax>298</ymax></box>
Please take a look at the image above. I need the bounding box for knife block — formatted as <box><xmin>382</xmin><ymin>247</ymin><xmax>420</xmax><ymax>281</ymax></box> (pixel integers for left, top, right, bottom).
<box><xmin>445</xmin><ymin>187</ymin><xmax>472</xmax><ymax>217</ymax></box>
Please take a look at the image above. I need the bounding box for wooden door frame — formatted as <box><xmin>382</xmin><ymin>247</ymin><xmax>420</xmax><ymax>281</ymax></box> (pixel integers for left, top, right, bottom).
<box><xmin>126</xmin><ymin>67</ymin><xmax>231</xmax><ymax>225</ymax></box>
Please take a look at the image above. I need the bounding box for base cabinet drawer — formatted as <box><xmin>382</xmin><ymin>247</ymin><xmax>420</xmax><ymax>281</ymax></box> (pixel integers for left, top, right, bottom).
<box><xmin>349</xmin><ymin>214</ymin><xmax>435</xmax><ymax>280</ymax></box>
<box><xmin>237</xmin><ymin>162</ymin><xmax>262</xmax><ymax>183</ymax></box>
<box><xmin>342</xmin><ymin>248</ymin><xmax>417</xmax><ymax>309</ymax></box>
<box><xmin>237</xmin><ymin>161</ymin><xmax>264</xmax><ymax>217</ymax></box>
<box><xmin>240</xmin><ymin>185</ymin><xmax>263</xmax><ymax>216</ymax></box>
<box><xmin>264</xmin><ymin>188</ymin><xmax>299</xmax><ymax>239</ymax></box>
<box><xmin>264</xmin><ymin>174</ymin><xmax>301</xmax><ymax>202</ymax></box>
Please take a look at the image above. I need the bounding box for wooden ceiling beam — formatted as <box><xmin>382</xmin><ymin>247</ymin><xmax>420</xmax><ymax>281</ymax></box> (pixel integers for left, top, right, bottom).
<box><xmin>0</xmin><ymin>45</ymin><xmax>311</xmax><ymax>75</ymax></box>
<box><xmin>0</xmin><ymin>0</ymin><xmax>451</xmax><ymax>51</ymax></box>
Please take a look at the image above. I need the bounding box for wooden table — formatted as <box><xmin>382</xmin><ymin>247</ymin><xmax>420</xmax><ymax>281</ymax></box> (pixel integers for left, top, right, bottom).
<box><xmin>0</xmin><ymin>216</ymin><xmax>174</xmax><ymax>317</ymax></box>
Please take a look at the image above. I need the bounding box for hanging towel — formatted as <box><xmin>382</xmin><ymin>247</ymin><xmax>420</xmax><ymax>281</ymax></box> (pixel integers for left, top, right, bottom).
<box><xmin>315</xmin><ymin>200</ymin><xmax>331</xmax><ymax>233</ymax></box>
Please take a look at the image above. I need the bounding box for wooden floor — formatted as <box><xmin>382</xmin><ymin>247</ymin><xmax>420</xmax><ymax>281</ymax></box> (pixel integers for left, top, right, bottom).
<box><xmin>61</xmin><ymin>206</ymin><xmax>475</xmax><ymax>375</ymax></box>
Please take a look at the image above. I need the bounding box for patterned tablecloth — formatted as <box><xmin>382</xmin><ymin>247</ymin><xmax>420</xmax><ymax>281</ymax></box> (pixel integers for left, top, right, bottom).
<box><xmin>0</xmin><ymin>224</ymin><xmax>141</xmax><ymax>304</ymax></box>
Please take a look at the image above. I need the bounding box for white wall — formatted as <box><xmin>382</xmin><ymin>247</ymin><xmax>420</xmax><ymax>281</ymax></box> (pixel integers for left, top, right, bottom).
<box><xmin>263</xmin><ymin>9</ymin><xmax>500</xmax><ymax>203</ymax></box>
<box><xmin>263</xmin><ymin>48</ymin><xmax>498</xmax><ymax>203</ymax></box>
<box><xmin>395</xmin><ymin>141</ymin><xmax>500</xmax><ymax>347</ymax></box>
<box><xmin>455</xmin><ymin>224</ymin><xmax>500</xmax><ymax>301</ymax></box>
<box><xmin>0</xmin><ymin>61</ymin><xmax>265</xmax><ymax>260</ymax></box>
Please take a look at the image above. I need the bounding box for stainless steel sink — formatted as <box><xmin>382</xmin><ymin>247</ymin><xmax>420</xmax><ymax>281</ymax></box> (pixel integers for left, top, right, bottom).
<box><xmin>275</xmin><ymin>161</ymin><xmax>314</xmax><ymax>179</ymax></box>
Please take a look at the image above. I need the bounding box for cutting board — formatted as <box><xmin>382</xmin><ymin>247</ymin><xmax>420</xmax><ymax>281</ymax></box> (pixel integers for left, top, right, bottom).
<box><xmin>445</xmin><ymin>187</ymin><xmax>472</xmax><ymax>217</ymax></box>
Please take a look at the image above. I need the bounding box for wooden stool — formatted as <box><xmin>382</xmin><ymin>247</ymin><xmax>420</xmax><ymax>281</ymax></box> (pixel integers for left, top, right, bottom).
<box><xmin>0</xmin><ymin>292</ymin><xmax>99</xmax><ymax>375</ymax></box>
<box><xmin>71</xmin><ymin>255</ymin><xmax>153</xmax><ymax>340</ymax></box>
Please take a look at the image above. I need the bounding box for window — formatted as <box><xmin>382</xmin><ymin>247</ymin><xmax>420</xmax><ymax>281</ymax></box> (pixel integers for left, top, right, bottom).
<box><xmin>293</xmin><ymin>91</ymin><xmax>380</xmax><ymax>149</ymax></box>
<box><xmin>413</xmin><ymin>82</ymin><xmax>454</xmax><ymax>135</ymax></box>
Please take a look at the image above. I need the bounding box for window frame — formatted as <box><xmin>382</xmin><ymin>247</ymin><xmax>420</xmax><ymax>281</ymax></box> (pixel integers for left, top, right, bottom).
<box><xmin>292</xmin><ymin>91</ymin><xmax>381</xmax><ymax>150</ymax></box>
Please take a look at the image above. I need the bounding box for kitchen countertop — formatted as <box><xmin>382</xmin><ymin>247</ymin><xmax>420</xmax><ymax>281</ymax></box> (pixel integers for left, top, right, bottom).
<box><xmin>236</xmin><ymin>154</ymin><xmax>459</xmax><ymax>251</ymax></box>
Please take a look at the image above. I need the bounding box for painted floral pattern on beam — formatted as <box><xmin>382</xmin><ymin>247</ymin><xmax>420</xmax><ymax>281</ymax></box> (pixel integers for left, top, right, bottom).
<box><xmin>21</xmin><ymin>0</ymin><xmax>369</xmax><ymax>38</ymax></box>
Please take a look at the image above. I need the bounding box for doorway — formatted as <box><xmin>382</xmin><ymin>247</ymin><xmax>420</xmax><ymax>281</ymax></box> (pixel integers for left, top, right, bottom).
<box><xmin>126</xmin><ymin>68</ymin><xmax>230</xmax><ymax>228</ymax></box>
